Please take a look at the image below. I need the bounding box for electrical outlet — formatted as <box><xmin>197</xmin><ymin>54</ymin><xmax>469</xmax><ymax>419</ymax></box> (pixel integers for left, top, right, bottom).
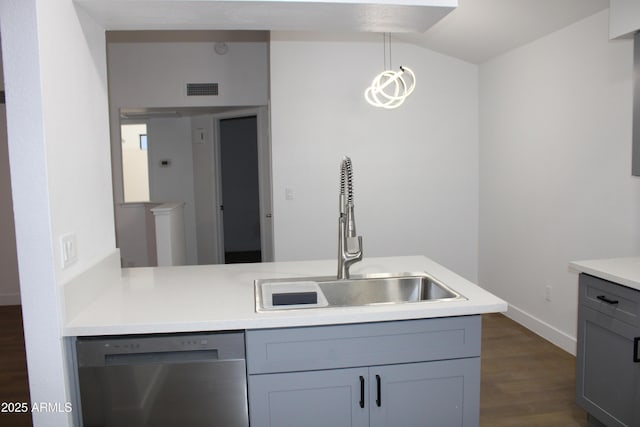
<box><xmin>60</xmin><ymin>233</ymin><xmax>78</xmax><ymax>269</ymax></box>
<box><xmin>545</xmin><ymin>285</ymin><xmax>552</xmax><ymax>302</ymax></box>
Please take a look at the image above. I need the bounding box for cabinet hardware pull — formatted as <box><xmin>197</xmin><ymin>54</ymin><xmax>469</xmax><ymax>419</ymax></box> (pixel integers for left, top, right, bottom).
<box><xmin>359</xmin><ymin>376</ymin><xmax>365</xmax><ymax>408</ymax></box>
<box><xmin>376</xmin><ymin>374</ymin><xmax>381</xmax><ymax>407</ymax></box>
<box><xmin>596</xmin><ymin>295</ymin><xmax>619</xmax><ymax>305</ymax></box>
<box><xmin>634</xmin><ymin>337</ymin><xmax>640</xmax><ymax>363</ymax></box>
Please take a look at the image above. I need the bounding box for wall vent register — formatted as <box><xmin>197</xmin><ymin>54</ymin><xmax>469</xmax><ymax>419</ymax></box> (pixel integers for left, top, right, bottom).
<box><xmin>186</xmin><ymin>83</ymin><xmax>219</xmax><ymax>96</ymax></box>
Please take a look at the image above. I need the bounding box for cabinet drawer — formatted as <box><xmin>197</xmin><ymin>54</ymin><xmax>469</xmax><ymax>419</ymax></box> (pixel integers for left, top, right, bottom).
<box><xmin>246</xmin><ymin>316</ymin><xmax>481</xmax><ymax>374</ymax></box>
<box><xmin>580</xmin><ymin>274</ymin><xmax>640</xmax><ymax>327</ymax></box>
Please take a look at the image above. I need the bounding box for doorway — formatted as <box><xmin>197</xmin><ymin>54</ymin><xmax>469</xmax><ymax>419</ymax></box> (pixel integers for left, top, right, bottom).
<box><xmin>113</xmin><ymin>106</ymin><xmax>273</xmax><ymax>267</ymax></box>
<box><xmin>214</xmin><ymin>109</ymin><xmax>273</xmax><ymax>264</ymax></box>
<box><xmin>220</xmin><ymin>116</ymin><xmax>261</xmax><ymax>263</ymax></box>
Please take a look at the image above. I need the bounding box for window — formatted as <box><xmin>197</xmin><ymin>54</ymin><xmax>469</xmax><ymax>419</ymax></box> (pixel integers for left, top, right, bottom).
<box><xmin>121</xmin><ymin>123</ymin><xmax>150</xmax><ymax>202</ymax></box>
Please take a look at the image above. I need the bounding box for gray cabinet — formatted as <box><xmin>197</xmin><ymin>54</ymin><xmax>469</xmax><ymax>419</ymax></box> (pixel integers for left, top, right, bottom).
<box><xmin>247</xmin><ymin>316</ymin><xmax>481</xmax><ymax>427</ymax></box>
<box><xmin>370</xmin><ymin>358</ymin><xmax>479</xmax><ymax>427</ymax></box>
<box><xmin>248</xmin><ymin>367</ymin><xmax>369</xmax><ymax>427</ymax></box>
<box><xmin>576</xmin><ymin>274</ymin><xmax>640</xmax><ymax>427</ymax></box>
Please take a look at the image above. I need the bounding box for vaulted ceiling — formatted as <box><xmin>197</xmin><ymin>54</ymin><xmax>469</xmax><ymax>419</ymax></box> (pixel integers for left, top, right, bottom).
<box><xmin>402</xmin><ymin>0</ymin><xmax>610</xmax><ymax>63</ymax></box>
<box><xmin>83</xmin><ymin>0</ymin><xmax>611</xmax><ymax>64</ymax></box>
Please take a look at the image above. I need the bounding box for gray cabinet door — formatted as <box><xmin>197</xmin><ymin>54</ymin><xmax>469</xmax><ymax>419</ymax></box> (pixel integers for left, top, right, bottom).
<box><xmin>370</xmin><ymin>358</ymin><xmax>480</xmax><ymax>427</ymax></box>
<box><xmin>576</xmin><ymin>304</ymin><xmax>640</xmax><ymax>427</ymax></box>
<box><xmin>249</xmin><ymin>367</ymin><xmax>370</xmax><ymax>427</ymax></box>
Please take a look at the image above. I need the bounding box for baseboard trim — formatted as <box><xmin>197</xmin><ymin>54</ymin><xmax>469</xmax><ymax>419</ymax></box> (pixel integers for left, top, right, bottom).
<box><xmin>0</xmin><ymin>293</ymin><xmax>21</xmax><ymax>306</ymax></box>
<box><xmin>503</xmin><ymin>303</ymin><xmax>577</xmax><ymax>356</ymax></box>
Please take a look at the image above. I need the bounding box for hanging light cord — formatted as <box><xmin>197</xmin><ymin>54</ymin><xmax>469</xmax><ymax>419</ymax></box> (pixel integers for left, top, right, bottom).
<box><xmin>383</xmin><ymin>33</ymin><xmax>388</xmax><ymax>69</ymax></box>
<box><xmin>365</xmin><ymin>33</ymin><xmax>417</xmax><ymax>109</ymax></box>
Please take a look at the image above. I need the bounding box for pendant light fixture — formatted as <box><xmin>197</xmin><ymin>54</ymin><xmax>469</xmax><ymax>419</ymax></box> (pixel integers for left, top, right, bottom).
<box><xmin>364</xmin><ymin>33</ymin><xmax>416</xmax><ymax>109</ymax></box>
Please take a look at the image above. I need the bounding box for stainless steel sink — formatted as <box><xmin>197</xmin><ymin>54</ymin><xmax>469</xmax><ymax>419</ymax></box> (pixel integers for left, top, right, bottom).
<box><xmin>255</xmin><ymin>272</ymin><xmax>465</xmax><ymax>312</ymax></box>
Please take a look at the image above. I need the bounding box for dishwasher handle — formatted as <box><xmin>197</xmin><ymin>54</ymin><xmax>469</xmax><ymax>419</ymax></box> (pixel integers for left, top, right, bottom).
<box><xmin>77</xmin><ymin>332</ymin><xmax>245</xmax><ymax>368</ymax></box>
<box><xmin>105</xmin><ymin>349</ymin><xmax>220</xmax><ymax>366</ymax></box>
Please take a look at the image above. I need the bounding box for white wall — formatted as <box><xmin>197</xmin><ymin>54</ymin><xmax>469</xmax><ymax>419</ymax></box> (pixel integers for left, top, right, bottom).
<box><xmin>148</xmin><ymin>117</ymin><xmax>198</xmax><ymax>265</ymax></box>
<box><xmin>107</xmin><ymin>41</ymin><xmax>269</xmax><ymax>110</ymax></box>
<box><xmin>270</xmin><ymin>32</ymin><xmax>479</xmax><ymax>281</ymax></box>
<box><xmin>191</xmin><ymin>114</ymin><xmax>219</xmax><ymax>264</ymax></box>
<box><xmin>0</xmin><ymin>50</ymin><xmax>20</xmax><ymax>305</ymax></box>
<box><xmin>0</xmin><ymin>0</ymin><xmax>115</xmax><ymax>424</ymax></box>
<box><xmin>115</xmin><ymin>202</ymin><xmax>158</xmax><ymax>267</ymax></box>
<box><xmin>479</xmin><ymin>10</ymin><xmax>638</xmax><ymax>354</ymax></box>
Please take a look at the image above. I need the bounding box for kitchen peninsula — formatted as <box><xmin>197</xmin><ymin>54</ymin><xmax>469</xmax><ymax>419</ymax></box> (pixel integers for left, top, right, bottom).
<box><xmin>64</xmin><ymin>253</ymin><xmax>506</xmax><ymax>336</ymax></box>
<box><xmin>64</xmin><ymin>253</ymin><xmax>507</xmax><ymax>427</ymax></box>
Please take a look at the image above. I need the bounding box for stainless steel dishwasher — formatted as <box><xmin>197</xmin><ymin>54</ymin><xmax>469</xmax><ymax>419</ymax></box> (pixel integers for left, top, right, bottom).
<box><xmin>75</xmin><ymin>331</ymin><xmax>248</xmax><ymax>427</ymax></box>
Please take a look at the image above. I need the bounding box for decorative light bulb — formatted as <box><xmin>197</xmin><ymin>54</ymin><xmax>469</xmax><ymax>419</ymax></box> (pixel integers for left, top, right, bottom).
<box><xmin>364</xmin><ymin>66</ymin><xmax>416</xmax><ymax>109</ymax></box>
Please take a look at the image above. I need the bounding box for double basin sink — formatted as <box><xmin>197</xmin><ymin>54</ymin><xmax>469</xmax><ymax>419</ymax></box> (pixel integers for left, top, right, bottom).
<box><xmin>256</xmin><ymin>272</ymin><xmax>466</xmax><ymax>312</ymax></box>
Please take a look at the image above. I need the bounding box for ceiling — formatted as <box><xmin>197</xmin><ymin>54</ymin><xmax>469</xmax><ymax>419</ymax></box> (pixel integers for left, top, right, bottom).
<box><xmin>85</xmin><ymin>0</ymin><xmax>611</xmax><ymax>65</ymax></box>
<box><xmin>404</xmin><ymin>0</ymin><xmax>610</xmax><ymax>63</ymax></box>
<box><xmin>77</xmin><ymin>0</ymin><xmax>456</xmax><ymax>33</ymax></box>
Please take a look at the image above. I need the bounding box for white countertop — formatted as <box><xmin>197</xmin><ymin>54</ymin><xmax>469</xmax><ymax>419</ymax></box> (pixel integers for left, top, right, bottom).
<box><xmin>63</xmin><ymin>254</ymin><xmax>507</xmax><ymax>336</ymax></box>
<box><xmin>570</xmin><ymin>256</ymin><xmax>640</xmax><ymax>292</ymax></box>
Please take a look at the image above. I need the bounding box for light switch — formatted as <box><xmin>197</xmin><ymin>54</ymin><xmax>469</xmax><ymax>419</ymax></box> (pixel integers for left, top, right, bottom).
<box><xmin>60</xmin><ymin>233</ymin><xmax>78</xmax><ymax>269</ymax></box>
<box><xmin>194</xmin><ymin>128</ymin><xmax>206</xmax><ymax>144</ymax></box>
<box><xmin>285</xmin><ymin>187</ymin><xmax>295</xmax><ymax>200</ymax></box>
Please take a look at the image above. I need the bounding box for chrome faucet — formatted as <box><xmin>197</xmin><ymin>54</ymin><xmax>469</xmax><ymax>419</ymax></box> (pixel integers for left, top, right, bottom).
<box><xmin>337</xmin><ymin>156</ymin><xmax>363</xmax><ymax>279</ymax></box>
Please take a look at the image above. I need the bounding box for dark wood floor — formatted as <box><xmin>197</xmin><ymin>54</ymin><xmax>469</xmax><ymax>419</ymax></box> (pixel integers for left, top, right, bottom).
<box><xmin>481</xmin><ymin>313</ymin><xmax>589</xmax><ymax>427</ymax></box>
<box><xmin>0</xmin><ymin>305</ymin><xmax>31</xmax><ymax>427</ymax></box>
<box><xmin>0</xmin><ymin>307</ymin><xmax>588</xmax><ymax>427</ymax></box>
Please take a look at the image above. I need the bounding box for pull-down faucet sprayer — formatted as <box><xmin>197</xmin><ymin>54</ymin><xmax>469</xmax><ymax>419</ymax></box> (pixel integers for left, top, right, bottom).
<box><xmin>337</xmin><ymin>156</ymin><xmax>363</xmax><ymax>279</ymax></box>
